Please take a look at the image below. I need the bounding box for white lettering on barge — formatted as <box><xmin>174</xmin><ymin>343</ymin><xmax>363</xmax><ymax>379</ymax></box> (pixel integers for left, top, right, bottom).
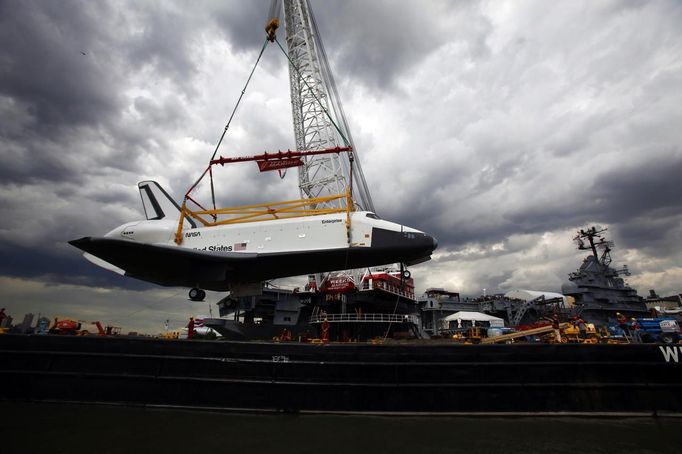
<box><xmin>659</xmin><ymin>346</ymin><xmax>680</xmax><ymax>363</ymax></box>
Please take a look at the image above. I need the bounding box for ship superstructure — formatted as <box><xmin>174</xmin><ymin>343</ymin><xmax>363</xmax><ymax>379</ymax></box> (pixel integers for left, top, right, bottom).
<box><xmin>561</xmin><ymin>226</ymin><xmax>648</xmax><ymax>323</ymax></box>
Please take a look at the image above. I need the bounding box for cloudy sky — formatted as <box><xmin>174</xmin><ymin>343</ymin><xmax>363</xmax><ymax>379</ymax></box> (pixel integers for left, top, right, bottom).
<box><xmin>1</xmin><ymin>0</ymin><xmax>681</xmax><ymax>333</ymax></box>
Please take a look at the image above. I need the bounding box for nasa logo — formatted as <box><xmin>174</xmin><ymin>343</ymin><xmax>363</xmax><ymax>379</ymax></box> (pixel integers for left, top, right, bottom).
<box><xmin>185</xmin><ymin>231</ymin><xmax>201</xmax><ymax>238</ymax></box>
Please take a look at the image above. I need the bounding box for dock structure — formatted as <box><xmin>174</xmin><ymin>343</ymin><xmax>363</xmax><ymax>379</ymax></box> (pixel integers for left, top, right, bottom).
<box><xmin>1</xmin><ymin>334</ymin><xmax>681</xmax><ymax>415</ymax></box>
<box><xmin>481</xmin><ymin>323</ymin><xmax>571</xmax><ymax>344</ymax></box>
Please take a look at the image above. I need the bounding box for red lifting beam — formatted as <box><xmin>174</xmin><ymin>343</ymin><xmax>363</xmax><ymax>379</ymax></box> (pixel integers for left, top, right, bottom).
<box><xmin>210</xmin><ymin>146</ymin><xmax>352</xmax><ymax>166</ymax></box>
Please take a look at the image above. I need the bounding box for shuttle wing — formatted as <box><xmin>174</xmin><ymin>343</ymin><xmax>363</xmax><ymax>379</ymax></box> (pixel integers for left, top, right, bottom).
<box><xmin>69</xmin><ymin>237</ymin><xmax>256</xmax><ymax>290</ymax></box>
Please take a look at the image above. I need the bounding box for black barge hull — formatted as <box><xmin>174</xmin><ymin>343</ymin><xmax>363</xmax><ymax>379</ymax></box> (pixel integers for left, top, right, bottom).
<box><xmin>1</xmin><ymin>335</ymin><xmax>681</xmax><ymax>415</ymax></box>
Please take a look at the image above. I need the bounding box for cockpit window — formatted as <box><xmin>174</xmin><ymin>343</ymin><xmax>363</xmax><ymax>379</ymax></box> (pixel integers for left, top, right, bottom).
<box><xmin>365</xmin><ymin>213</ymin><xmax>380</xmax><ymax>219</ymax></box>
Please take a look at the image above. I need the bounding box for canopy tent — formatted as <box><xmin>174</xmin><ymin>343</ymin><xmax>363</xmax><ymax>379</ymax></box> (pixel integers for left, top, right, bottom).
<box><xmin>443</xmin><ymin>311</ymin><xmax>505</xmax><ymax>328</ymax></box>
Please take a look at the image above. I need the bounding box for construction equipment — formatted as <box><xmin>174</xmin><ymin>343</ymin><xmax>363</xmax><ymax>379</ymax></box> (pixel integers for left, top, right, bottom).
<box><xmin>561</xmin><ymin>323</ymin><xmax>600</xmax><ymax>343</ymax></box>
<box><xmin>607</xmin><ymin>317</ymin><xmax>681</xmax><ymax>344</ymax></box>
<box><xmin>481</xmin><ymin>323</ymin><xmax>572</xmax><ymax>344</ymax></box>
<box><xmin>49</xmin><ymin>318</ymin><xmax>121</xmax><ymax>336</ymax></box>
<box><xmin>507</xmin><ymin>295</ymin><xmax>565</xmax><ymax>326</ymax></box>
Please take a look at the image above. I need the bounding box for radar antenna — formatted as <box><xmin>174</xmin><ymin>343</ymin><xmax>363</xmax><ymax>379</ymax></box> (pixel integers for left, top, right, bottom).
<box><xmin>573</xmin><ymin>226</ymin><xmax>619</xmax><ymax>268</ymax></box>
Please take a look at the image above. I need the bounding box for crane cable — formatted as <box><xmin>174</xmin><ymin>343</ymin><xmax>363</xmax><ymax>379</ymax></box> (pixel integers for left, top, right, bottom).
<box><xmin>273</xmin><ymin>37</ymin><xmax>352</xmax><ymax>149</ymax></box>
<box><xmin>185</xmin><ymin>22</ymin><xmax>354</xmax><ymax>217</ymax></box>
<box><xmin>211</xmin><ymin>38</ymin><xmax>270</xmax><ymax>163</ymax></box>
<box><xmin>185</xmin><ymin>37</ymin><xmax>271</xmax><ymax>211</ymax></box>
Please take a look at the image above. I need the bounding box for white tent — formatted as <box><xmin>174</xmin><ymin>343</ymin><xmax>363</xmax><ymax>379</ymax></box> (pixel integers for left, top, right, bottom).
<box><xmin>443</xmin><ymin>311</ymin><xmax>505</xmax><ymax>328</ymax></box>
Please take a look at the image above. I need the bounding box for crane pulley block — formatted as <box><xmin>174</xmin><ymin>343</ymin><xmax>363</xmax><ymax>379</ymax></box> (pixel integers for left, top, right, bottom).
<box><xmin>265</xmin><ymin>18</ymin><xmax>279</xmax><ymax>42</ymax></box>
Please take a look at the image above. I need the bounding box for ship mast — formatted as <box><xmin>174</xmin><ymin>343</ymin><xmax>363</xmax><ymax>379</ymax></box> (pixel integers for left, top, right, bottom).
<box><xmin>573</xmin><ymin>226</ymin><xmax>630</xmax><ymax>274</ymax></box>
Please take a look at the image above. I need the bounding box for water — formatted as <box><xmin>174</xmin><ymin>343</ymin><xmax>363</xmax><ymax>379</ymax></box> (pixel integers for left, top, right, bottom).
<box><xmin>2</xmin><ymin>402</ymin><xmax>680</xmax><ymax>454</ymax></box>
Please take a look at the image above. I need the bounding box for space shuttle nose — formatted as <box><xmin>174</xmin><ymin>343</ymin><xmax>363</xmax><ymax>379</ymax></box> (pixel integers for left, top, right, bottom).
<box><xmin>431</xmin><ymin>235</ymin><xmax>438</xmax><ymax>251</ymax></box>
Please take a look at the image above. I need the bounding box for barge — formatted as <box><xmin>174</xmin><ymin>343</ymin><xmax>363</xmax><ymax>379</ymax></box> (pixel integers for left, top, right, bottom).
<box><xmin>1</xmin><ymin>334</ymin><xmax>680</xmax><ymax>415</ymax></box>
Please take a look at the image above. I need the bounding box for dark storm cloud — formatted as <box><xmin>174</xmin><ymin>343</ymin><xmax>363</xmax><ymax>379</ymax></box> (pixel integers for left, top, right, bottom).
<box><xmin>123</xmin><ymin>5</ymin><xmax>202</xmax><ymax>93</ymax></box>
<box><xmin>0</xmin><ymin>241</ymin><xmax>149</xmax><ymax>290</ymax></box>
<box><xmin>0</xmin><ymin>1</ymin><xmax>133</xmax><ymax>185</ymax></box>
<box><xmin>312</xmin><ymin>0</ymin><xmax>485</xmax><ymax>91</ymax></box>
<box><xmin>360</xmin><ymin>0</ymin><xmax>682</xmax><ymax>267</ymax></box>
<box><xmin>590</xmin><ymin>155</ymin><xmax>682</xmax><ymax>254</ymax></box>
<box><xmin>590</xmin><ymin>155</ymin><xmax>682</xmax><ymax>222</ymax></box>
<box><xmin>0</xmin><ymin>1</ymin><xmax>121</xmax><ymax>129</ymax></box>
<box><xmin>502</xmin><ymin>154</ymin><xmax>682</xmax><ymax>248</ymax></box>
<box><xmin>1</xmin><ymin>0</ymin><xmax>682</xmax><ymax>307</ymax></box>
<box><xmin>212</xmin><ymin>1</ymin><xmax>272</xmax><ymax>52</ymax></box>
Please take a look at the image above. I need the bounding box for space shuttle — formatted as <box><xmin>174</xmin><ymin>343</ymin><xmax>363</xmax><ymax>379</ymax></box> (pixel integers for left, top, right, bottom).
<box><xmin>70</xmin><ymin>181</ymin><xmax>438</xmax><ymax>300</ymax></box>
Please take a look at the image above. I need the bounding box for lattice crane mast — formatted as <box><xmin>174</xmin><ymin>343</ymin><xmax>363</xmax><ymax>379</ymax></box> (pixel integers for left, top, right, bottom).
<box><xmin>267</xmin><ymin>0</ymin><xmax>380</xmax><ymax>290</ymax></box>
<box><xmin>272</xmin><ymin>0</ymin><xmax>374</xmax><ymax>213</ymax></box>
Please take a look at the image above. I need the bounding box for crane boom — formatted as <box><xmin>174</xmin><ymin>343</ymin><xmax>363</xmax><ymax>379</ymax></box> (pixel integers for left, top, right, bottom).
<box><xmin>281</xmin><ymin>0</ymin><xmax>374</xmax><ymax>212</ymax></box>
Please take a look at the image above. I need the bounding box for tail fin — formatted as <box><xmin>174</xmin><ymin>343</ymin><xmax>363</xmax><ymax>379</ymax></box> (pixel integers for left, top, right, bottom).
<box><xmin>138</xmin><ymin>181</ymin><xmax>196</xmax><ymax>228</ymax></box>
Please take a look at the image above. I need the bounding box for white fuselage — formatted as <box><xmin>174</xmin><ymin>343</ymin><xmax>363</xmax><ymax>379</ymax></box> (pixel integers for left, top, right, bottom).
<box><xmin>105</xmin><ymin>212</ymin><xmax>422</xmax><ymax>254</ymax></box>
<box><xmin>73</xmin><ymin>180</ymin><xmax>437</xmax><ymax>291</ymax></box>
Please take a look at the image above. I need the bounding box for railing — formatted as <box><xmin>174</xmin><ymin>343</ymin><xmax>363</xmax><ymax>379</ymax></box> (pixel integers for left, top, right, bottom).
<box><xmin>309</xmin><ymin>313</ymin><xmax>419</xmax><ymax>324</ymax></box>
<box><xmin>359</xmin><ymin>279</ymin><xmax>415</xmax><ymax>300</ymax></box>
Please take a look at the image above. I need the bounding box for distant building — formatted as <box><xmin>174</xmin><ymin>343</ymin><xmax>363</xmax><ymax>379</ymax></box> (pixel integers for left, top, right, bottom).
<box><xmin>645</xmin><ymin>289</ymin><xmax>682</xmax><ymax>311</ymax></box>
<box><xmin>17</xmin><ymin>313</ymin><xmax>34</xmax><ymax>334</ymax></box>
<box><xmin>36</xmin><ymin>316</ymin><xmax>51</xmax><ymax>334</ymax></box>
<box><xmin>418</xmin><ymin>288</ymin><xmax>479</xmax><ymax>335</ymax></box>
<box><xmin>0</xmin><ymin>315</ymin><xmax>13</xmax><ymax>328</ymax></box>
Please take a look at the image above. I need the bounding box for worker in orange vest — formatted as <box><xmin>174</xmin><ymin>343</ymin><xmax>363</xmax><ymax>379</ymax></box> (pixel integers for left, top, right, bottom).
<box><xmin>616</xmin><ymin>312</ymin><xmax>629</xmax><ymax>336</ymax></box>
<box><xmin>187</xmin><ymin>317</ymin><xmax>195</xmax><ymax>340</ymax></box>
<box><xmin>321</xmin><ymin>318</ymin><xmax>330</xmax><ymax>343</ymax></box>
<box><xmin>551</xmin><ymin>313</ymin><xmax>562</xmax><ymax>343</ymax></box>
<box><xmin>630</xmin><ymin>317</ymin><xmax>641</xmax><ymax>343</ymax></box>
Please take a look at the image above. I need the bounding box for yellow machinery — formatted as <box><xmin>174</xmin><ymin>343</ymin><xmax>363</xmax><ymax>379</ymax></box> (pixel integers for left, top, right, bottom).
<box><xmin>561</xmin><ymin>323</ymin><xmax>600</xmax><ymax>343</ymax></box>
<box><xmin>481</xmin><ymin>323</ymin><xmax>572</xmax><ymax>344</ymax></box>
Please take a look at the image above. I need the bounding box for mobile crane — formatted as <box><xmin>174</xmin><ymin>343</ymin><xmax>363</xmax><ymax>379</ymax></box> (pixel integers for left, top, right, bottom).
<box><xmin>49</xmin><ymin>318</ymin><xmax>121</xmax><ymax>336</ymax></box>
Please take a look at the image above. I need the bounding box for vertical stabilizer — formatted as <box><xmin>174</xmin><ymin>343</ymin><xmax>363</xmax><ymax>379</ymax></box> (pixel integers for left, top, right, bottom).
<box><xmin>138</xmin><ymin>181</ymin><xmax>196</xmax><ymax>228</ymax></box>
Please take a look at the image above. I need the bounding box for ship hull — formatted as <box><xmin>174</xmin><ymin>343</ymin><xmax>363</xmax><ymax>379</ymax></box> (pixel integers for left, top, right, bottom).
<box><xmin>1</xmin><ymin>334</ymin><xmax>680</xmax><ymax>415</ymax></box>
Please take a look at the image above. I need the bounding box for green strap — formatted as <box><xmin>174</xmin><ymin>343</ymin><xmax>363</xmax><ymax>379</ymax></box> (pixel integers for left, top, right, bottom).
<box><xmin>274</xmin><ymin>37</ymin><xmax>351</xmax><ymax>148</ymax></box>
<box><xmin>186</xmin><ymin>37</ymin><xmax>271</xmax><ymax>200</ymax></box>
<box><xmin>210</xmin><ymin>37</ymin><xmax>270</xmax><ymax>162</ymax></box>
